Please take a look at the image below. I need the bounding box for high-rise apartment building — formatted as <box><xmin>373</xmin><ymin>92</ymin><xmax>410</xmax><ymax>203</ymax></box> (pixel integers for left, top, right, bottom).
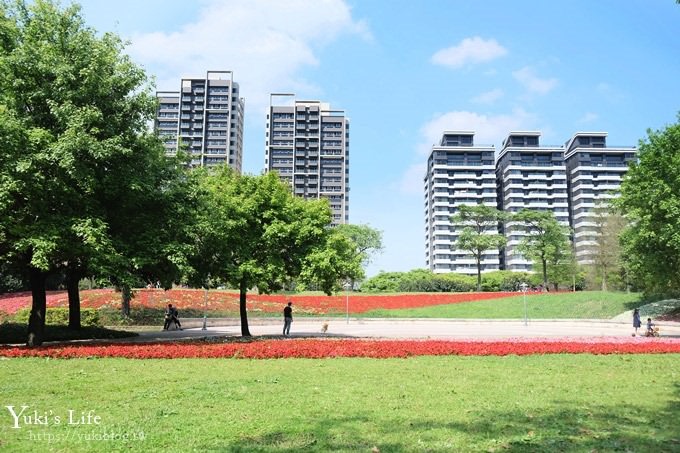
<box><xmin>264</xmin><ymin>94</ymin><xmax>349</xmax><ymax>226</ymax></box>
<box><xmin>564</xmin><ymin>133</ymin><xmax>637</xmax><ymax>264</ymax></box>
<box><xmin>424</xmin><ymin>132</ymin><xmax>498</xmax><ymax>274</ymax></box>
<box><xmin>155</xmin><ymin>71</ymin><xmax>245</xmax><ymax>171</ymax></box>
<box><xmin>495</xmin><ymin>132</ymin><xmax>569</xmax><ymax>271</ymax></box>
<box><xmin>425</xmin><ymin>129</ymin><xmax>636</xmax><ymax>273</ymax></box>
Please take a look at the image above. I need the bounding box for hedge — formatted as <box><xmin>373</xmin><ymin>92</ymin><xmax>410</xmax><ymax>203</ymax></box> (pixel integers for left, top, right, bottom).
<box><xmin>13</xmin><ymin>308</ymin><xmax>101</xmax><ymax>327</ymax></box>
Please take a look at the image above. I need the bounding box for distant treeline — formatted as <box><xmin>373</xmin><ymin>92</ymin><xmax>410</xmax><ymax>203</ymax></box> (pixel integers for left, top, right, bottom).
<box><xmin>360</xmin><ymin>269</ymin><xmax>586</xmax><ymax>293</ymax></box>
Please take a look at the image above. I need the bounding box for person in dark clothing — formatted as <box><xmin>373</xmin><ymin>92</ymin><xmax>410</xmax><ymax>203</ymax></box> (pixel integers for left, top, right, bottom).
<box><xmin>283</xmin><ymin>302</ymin><xmax>293</xmax><ymax>336</ymax></box>
<box><xmin>632</xmin><ymin>308</ymin><xmax>641</xmax><ymax>336</ymax></box>
<box><xmin>163</xmin><ymin>304</ymin><xmax>182</xmax><ymax>330</ymax></box>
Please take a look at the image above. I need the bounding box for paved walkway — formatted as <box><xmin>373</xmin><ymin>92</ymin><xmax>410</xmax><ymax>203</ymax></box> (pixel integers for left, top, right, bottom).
<box><xmin>125</xmin><ymin>318</ymin><xmax>680</xmax><ymax>342</ymax></box>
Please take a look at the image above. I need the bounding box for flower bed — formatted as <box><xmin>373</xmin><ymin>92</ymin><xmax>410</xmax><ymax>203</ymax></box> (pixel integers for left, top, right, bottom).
<box><xmin>2</xmin><ymin>337</ymin><xmax>679</xmax><ymax>359</ymax></box>
<box><xmin>0</xmin><ymin>289</ymin><xmax>523</xmax><ymax>315</ymax></box>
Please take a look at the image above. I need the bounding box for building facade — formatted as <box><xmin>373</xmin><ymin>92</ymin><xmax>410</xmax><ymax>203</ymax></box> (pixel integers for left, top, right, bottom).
<box><xmin>425</xmin><ymin>129</ymin><xmax>635</xmax><ymax>273</ymax></box>
<box><xmin>424</xmin><ymin>132</ymin><xmax>498</xmax><ymax>274</ymax></box>
<box><xmin>563</xmin><ymin>133</ymin><xmax>637</xmax><ymax>264</ymax></box>
<box><xmin>265</xmin><ymin>94</ymin><xmax>349</xmax><ymax>226</ymax></box>
<box><xmin>495</xmin><ymin>132</ymin><xmax>569</xmax><ymax>272</ymax></box>
<box><xmin>155</xmin><ymin>71</ymin><xmax>245</xmax><ymax>171</ymax></box>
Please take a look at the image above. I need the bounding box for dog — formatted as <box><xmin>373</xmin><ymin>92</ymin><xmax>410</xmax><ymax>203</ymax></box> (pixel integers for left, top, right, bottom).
<box><xmin>321</xmin><ymin>322</ymin><xmax>329</xmax><ymax>334</ymax></box>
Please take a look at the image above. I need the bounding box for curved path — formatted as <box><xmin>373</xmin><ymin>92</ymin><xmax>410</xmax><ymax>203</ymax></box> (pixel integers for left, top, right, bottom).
<box><xmin>129</xmin><ymin>318</ymin><xmax>680</xmax><ymax>342</ymax></box>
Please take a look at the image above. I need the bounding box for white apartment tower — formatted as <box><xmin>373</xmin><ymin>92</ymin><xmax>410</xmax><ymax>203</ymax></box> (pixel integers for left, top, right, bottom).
<box><xmin>265</xmin><ymin>94</ymin><xmax>349</xmax><ymax>226</ymax></box>
<box><xmin>155</xmin><ymin>71</ymin><xmax>245</xmax><ymax>170</ymax></box>
<box><xmin>564</xmin><ymin>133</ymin><xmax>637</xmax><ymax>264</ymax></box>
<box><xmin>495</xmin><ymin>132</ymin><xmax>569</xmax><ymax>271</ymax></box>
<box><xmin>424</xmin><ymin>132</ymin><xmax>499</xmax><ymax>274</ymax></box>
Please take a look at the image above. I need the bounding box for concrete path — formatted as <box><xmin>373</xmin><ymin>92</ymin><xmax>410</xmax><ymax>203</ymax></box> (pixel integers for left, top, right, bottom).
<box><xmin>126</xmin><ymin>318</ymin><xmax>680</xmax><ymax>342</ymax></box>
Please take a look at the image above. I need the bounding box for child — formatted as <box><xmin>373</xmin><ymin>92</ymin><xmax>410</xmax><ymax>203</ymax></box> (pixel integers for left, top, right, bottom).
<box><xmin>645</xmin><ymin>318</ymin><xmax>655</xmax><ymax>337</ymax></box>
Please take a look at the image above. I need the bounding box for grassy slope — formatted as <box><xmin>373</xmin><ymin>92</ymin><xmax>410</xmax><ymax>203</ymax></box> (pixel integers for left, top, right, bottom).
<box><xmin>1</xmin><ymin>355</ymin><xmax>678</xmax><ymax>452</ymax></box>
<box><xmin>361</xmin><ymin>291</ymin><xmax>644</xmax><ymax>319</ymax></box>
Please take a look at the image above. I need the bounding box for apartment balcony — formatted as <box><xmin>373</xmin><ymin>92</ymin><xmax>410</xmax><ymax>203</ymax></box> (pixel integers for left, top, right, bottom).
<box><xmin>571</xmin><ymin>192</ymin><xmax>599</xmax><ymax>202</ymax></box>
<box><xmin>592</xmin><ymin>174</ymin><xmax>623</xmax><ymax>182</ymax></box>
<box><xmin>571</xmin><ymin>211</ymin><xmax>594</xmax><ymax>221</ymax></box>
<box><xmin>592</xmin><ymin>184</ymin><xmax>620</xmax><ymax>192</ymax></box>
<box><xmin>575</xmin><ymin>163</ymin><xmax>629</xmax><ymax>171</ymax></box>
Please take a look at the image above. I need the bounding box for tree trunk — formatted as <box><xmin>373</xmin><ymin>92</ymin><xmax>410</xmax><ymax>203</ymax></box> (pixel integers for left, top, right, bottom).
<box><xmin>476</xmin><ymin>256</ymin><xmax>482</xmax><ymax>292</ymax></box>
<box><xmin>121</xmin><ymin>285</ymin><xmax>131</xmax><ymax>318</ymax></box>
<box><xmin>27</xmin><ymin>267</ymin><xmax>47</xmax><ymax>347</ymax></box>
<box><xmin>601</xmin><ymin>265</ymin><xmax>607</xmax><ymax>292</ymax></box>
<box><xmin>541</xmin><ymin>258</ymin><xmax>548</xmax><ymax>290</ymax></box>
<box><xmin>66</xmin><ymin>269</ymin><xmax>81</xmax><ymax>330</ymax></box>
<box><xmin>239</xmin><ymin>279</ymin><xmax>251</xmax><ymax>337</ymax></box>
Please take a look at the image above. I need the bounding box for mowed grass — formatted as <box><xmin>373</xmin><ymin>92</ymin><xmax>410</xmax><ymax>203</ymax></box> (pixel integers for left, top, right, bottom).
<box><xmin>1</xmin><ymin>355</ymin><xmax>679</xmax><ymax>452</ymax></box>
<box><xmin>361</xmin><ymin>291</ymin><xmax>643</xmax><ymax>319</ymax></box>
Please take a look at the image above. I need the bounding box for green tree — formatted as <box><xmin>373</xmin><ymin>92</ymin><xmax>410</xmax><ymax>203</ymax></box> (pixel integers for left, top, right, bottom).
<box><xmin>101</xmin><ymin>148</ymin><xmax>196</xmax><ymax>318</ymax></box>
<box><xmin>545</xmin><ymin>240</ymin><xmax>577</xmax><ymax>291</ymax></box>
<box><xmin>298</xmin><ymin>228</ymin><xmax>364</xmax><ymax>293</ymax></box>
<box><xmin>586</xmin><ymin>205</ymin><xmax>627</xmax><ymax>291</ymax></box>
<box><xmin>188</xmin><ymin>168</ymin><xmax>332</xmax><ymax>336</ymax></box>
<box><xmin>451</xmin><ymin>205</ymin><xmax>507</xmax><ymax>291</ymax></box>
<box><xmin>514</xmin><ymin>210</ymin><xmax>572</xmax><ymax>288</ymax></box>
<box><xmin>617</xmin><ymin>115</ymin><xmax>680</xmax><ymax>295</ymax></box>
<box><xmin>332</xmin><ymin>223</ymin><xmax>383</xmax><ymax>285</ymax></box>
<box><xmin>0</xmin><ymin>0</ymin><xmax>180</xmax><ymax>344</ymax></box>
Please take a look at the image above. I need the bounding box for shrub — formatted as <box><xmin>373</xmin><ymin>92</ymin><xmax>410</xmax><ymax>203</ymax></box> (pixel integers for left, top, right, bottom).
<box><xmin>13</xmin><ymin>308</ymin><xmax>101</xmax><ymax>327</ymax></box>
<box><xmin>360</xmin><ymin>272</ymin><xmax>404</xmax><ymax>292</ymax></box>
<box><xmin>360</xmin><ymin>269</ymin><xmax>564</xmax><ymax>293</ymax></box>
<box><xmin>479</xmin><ymin>271</ymin><xmax>536</xmax><ymax>292</ymax></box>
<box><xmin>361</xmin><ymin>269</ymin><xmax>477</xmax><ymax>293</ymax></box>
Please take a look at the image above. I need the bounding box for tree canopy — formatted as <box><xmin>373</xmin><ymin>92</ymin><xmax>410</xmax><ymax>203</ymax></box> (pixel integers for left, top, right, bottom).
<box><xmin>0</xmin><ymin>0</ymin><xmax>187</xmax><ymax>344</ymax></box>
<box><xmin>188</xmin><ymin>168</ymin><xmax>334</xmax><ymax>336</ymax></box>
<box><xmin>587</xmin><ymin>204</ymin><xmax>627</xmax><ymax>291</ymax></box>
<box><xmin>617</xmin><ymin>114</ymin><xmax>680</xmax><ymax>295</ymax></box>
<box><xmin>514</xmin><ymin>209</ymin><xmax>572</xmax><ymax>288</ymax></box>
<box><xmin>306</xmin><ymin>223</ymin><xmax>383</xmax><ymax>289</ymax></box>
<box><xmin>451</xmin><ymin>204</ymin><xmax>507</xmax><ymax>291</ymax></box>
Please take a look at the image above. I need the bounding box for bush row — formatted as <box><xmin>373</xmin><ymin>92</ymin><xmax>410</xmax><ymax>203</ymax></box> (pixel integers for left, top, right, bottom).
<box><xmin>12</xmin><ymin>308</ymin><xmax>101</xmax><ymax>327</ymax></box>
<box><xmin>360</xmin><ymin>269</ymin><xmax>546</xmax><ymax>293</ymax></box>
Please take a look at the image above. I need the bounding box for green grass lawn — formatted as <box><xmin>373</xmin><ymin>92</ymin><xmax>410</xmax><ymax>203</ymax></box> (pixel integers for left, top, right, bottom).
<box><xmin>361</xmin><ymin>291</ymin><xmax>644</xmax><ymax>319</ymax></box>
<box><xmin>1</xmin><ymin>355</ymin><xmax>678</xmax><ymax>452</ymax></box>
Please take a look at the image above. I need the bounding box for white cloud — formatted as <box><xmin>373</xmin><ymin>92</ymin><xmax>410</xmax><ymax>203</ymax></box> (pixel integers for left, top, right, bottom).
<box><xmin>128</xmin><ymin>0</ymin><xmax>370</xmax><ymax>114</ymax></box>
<box><xmin>431</xmin><ymin>37</ymin><xmax>507</xmax><ymax>69</ymax></box>
<box><xmin>512</xmin><ymin>66</ymin><xmax>558</xmax><ymax>95</ymax></box>
<box><xmin>578</xmin><ymin>112</ymin><xmax>599</xmax><ymax>123</ymax></box>
<box><xmin>415</xmin><ymin>109</ymin><xmax>538</xmax><ymax>156</ymax></box>
<box><xmin>471</xmin><ymin>88</ymin><xmax>504</xmax><ymax>104</ymax></box>
<box><xmin>399</xmin><ymin>109</ymin><xmax>539</xmax><ymax>195</ymax></box>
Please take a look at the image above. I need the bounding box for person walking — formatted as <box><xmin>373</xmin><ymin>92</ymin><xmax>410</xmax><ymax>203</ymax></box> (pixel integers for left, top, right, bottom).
<box><xmin>283</xmin><ymin>302</ymin><xmax>293</xmax><ymax>336</ymax></box>
<box><xmin>632</xmin><ymin>308</ymin><xmax>641</xmax><ymax>336</ymax></box>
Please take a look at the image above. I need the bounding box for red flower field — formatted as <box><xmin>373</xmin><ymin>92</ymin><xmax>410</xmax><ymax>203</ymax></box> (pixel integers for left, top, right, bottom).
<box><xmin>2</xmin><ymin>337</ymin><xmax>679</xmax><ymax>359</ymax></box>
<box><xmin>0</xmin><ymin>289</ymin><xmax>523</xmax><ymax>315</ymax></box>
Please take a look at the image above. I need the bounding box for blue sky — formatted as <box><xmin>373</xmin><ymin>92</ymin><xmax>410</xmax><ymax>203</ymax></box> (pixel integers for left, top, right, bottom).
<box><xmin>77</xmin><ymin>0</ymin><xmax>680</xmax><ymax>277</ymax></box>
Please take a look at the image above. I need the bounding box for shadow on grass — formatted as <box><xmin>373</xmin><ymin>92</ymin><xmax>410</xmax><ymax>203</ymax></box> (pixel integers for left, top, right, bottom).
<box><xmin>222</xmin><ymin>387</ymin><xmax>680</xmax><ymax>452</ymax></box>
<box><xmin>0</xmin><ymin>322</ymin><xmax>138</xmax><ymax>344</ymax></box>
